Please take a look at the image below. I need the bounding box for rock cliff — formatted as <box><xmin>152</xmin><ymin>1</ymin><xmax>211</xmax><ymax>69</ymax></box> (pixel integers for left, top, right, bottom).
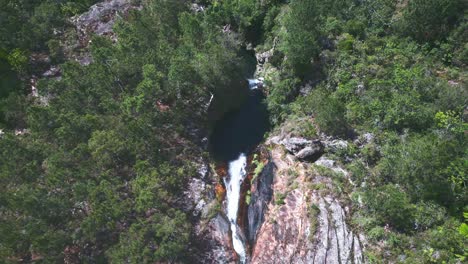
<box><xmin>247</xmin><ymin>137</ymin><xmax>366</xmax><ymax>263</ymax></box>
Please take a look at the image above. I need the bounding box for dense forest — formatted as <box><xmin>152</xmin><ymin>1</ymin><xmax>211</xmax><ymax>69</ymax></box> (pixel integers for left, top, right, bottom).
<box><xmin>0</xmin><ymin>0</ymin><xmax>466</xmax><ymax>263</ymax></box>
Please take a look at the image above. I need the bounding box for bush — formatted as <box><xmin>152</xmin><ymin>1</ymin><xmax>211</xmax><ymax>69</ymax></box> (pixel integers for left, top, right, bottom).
<box><xmin>267</xmin><ymin>77</ymin><xmax>300</xmax><ymax>124</ymax></box>
<box><xmin>298</xmin><ymin>87</ymin><xmax>349</xmax><ymax>137</ymax></box>
<box><xmin>337</xmin><ymin>33</ymin><xmax>355</xmax><ymax>51</ymax></box>
<box><xmin>413</xmin><ymin>202</ymin><xmax>446</xmax><ymax>231</ymax></box>
<box><xmin>363</xmin><ymin>184</ymin><xmax>415</xmax><ymax>232</ymax></box>
<box><xmin>398</xmin><ymin>0</ymin><xmax>463</xmax><ymax>42</ymax></box>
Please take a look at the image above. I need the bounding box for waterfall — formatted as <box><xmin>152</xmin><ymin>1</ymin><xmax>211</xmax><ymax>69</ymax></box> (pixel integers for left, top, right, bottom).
<box><xmin>248</xmin><ymin>78</ymin><xmax>264</xmax><ymax>90</ymax></box>
<box><xmin>224</xmin><ymin>153</ymin><xmax>248</xmax><ymax>263</ymax></box>
<box><xmin>210</xmin><ymin>77</ymin><xmax>270</xmax><ymax>263</ymax></box>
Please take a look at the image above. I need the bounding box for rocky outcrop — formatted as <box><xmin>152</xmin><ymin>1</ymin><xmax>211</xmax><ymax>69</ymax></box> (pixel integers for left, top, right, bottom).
<box><xmin>247</xmin><ymin>159</ymin><xmax>275</xmax><ymax>244</ymax></box>
<box><xmin>180</xmin><ymin>156</ymin><xmax>235</xmax><ymax>263</ymax></box>
<box><xmin>72</xmin><ymin>0</ymin><xmax>139</xmax><ymax>41</ymax></box>
<box><xmin>270</xmin><ymin>136</ymin><xmax>324</xmax><ymax>162</ymax></box>
<box><xmin>195</xmin><ymin>214</ymin><xmax>236</xmax><ymax>263</ymax></box>
<box><xmin>312</xmin><ymin>195</ymin><xmax>365</xmax><ymax>263</ymax></box>
<box><xmin>295</xmin><ymin>145</ymin><xmax>323</xmax><ymax>161</ymax></box>
<box><xmin>69</xmin><ymin>0</ymin><xmax>141</xmax><ymax>65</ymax></box>
<box><xmin>248</xmin><ymin>138</ymin><xmax>366</xmax><ymax>263</ymax></box>
<box><xmin>29</xmin><ymin>0</ymin><xmax>140</xmax><ymax>102</ymax></box>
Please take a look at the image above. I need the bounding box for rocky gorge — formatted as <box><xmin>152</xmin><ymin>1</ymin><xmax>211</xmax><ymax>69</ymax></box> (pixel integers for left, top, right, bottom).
<box><xmin>190</xmin><ymin>129</ymin><xmax>368</xmax><ymax>263</ymax></box>
<box><xmin>21</xmin><ymin>1</ymin><xmax>369</xmax><ymax>262</ymax></box>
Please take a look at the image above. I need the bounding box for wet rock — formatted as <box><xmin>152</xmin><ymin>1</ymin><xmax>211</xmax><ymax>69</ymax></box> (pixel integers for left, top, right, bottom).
<box><xmin>247</xmin><ymin>160</ymin><xmax>275</xmax><ymax>244</ymax></box>
<box><xmin>185</xmin><ymin>158</ymin><xmax>234</xmax><ymax>263</ymax></box>
<box><xmin>256</xmin><ymin>49</ymin><xmax>274</xmax><ymax>65</ymax></box>
<box><xmin>194</xmin><ymin>214</ymin><xmax>235</xmax><ymax>264</ymax></box>
<box><xmin>254</xmin><ymin>42</ymin><xmax>278</xmax><ymax>78</ymax></box>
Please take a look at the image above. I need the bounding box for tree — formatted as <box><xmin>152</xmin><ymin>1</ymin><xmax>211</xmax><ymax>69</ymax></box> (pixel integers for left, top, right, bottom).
<box><xmin>363</xmin><ymin>184</ymin><xmax>415</xmax><ymax>232</ymax></box>
<box><xmin>281</xmin><ymin>0</ymin><xmax>320</xmax><ymax>75</ymax></box>
<box><xmin>399</xmin><ymin>0</ymin><xmax>463</xmax><ymax>42</ymax></box>
<box><xmin>107</xmin><ymin>210</ymin><xmax>191</xmax><ymax>263</ymax></box>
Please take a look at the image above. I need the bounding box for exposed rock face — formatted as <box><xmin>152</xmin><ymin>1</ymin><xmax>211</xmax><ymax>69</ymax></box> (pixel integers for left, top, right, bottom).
<box><xmin>180</xmin><ymin>157</ymin><xmax>235</xmax><ymax>263</ymax></box>
<box><xmin>72</xmin><ymin>0</ymin><xmax>138</xmax><ymax>41</ymax></box>
<box><xmin>195</xmin><ymin>214</ymin><xmax>236</xmax><ymax>263</ymax></box>
<box><xmin>247</xmin><ymin>160</ymin><xmax>275</xmax><ymax>244</ymax></box>
<box><xmin>280</xmin><ymin>137</ymin><xmax>324</xmax><ymax>162</ymax></box>
<box><xmin>248</xmin><ymin>141</ymin><xmax>366</xmax><ymax>263</ymax></box>
<box><xmin>295</xmin><ymin>145</ymin><xmax>323</xmax><ymax>161</ymax></box>
<box><xmin>70</xmin><ymin>0</ymin><xmax>141</xmax><ymax>65</ymax></box>
<box><xmin>312</xmin><ymin>195</ymin><xmax>366</xmax><ymax>264</ymax></box>
<box><xmin>282</xmin><ymin>137</ymin><xmax>313</xmax><ymax>153</ymax></box>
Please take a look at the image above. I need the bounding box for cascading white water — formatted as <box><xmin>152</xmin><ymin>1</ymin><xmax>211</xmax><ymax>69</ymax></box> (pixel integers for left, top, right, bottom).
<box><xmin>224</xmin><ymin>153</ymin><xmax>248</xmax><ymax>263</ymax></box>
<box><xmin>248</xmin><ymin>78</ymin><xmax>264</xmax><ymax>90</ymax></box>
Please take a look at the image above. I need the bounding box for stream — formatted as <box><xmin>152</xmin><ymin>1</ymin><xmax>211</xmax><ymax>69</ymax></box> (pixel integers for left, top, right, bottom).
<box><xmin>210</xmin><ymin>80</ymin><xmax>270</xmax><ymax>263</ymax></box>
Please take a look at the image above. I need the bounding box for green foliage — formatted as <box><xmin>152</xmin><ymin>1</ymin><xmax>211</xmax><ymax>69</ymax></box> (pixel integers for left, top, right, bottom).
<box><xmin>296</xmin><ymin>87</ymin><xmax>349</xmax><ymax>137</ymax></box>
<box><xmin>435</xmin><ymin>110</ymin><xmax>468</xmax><ymax>136</ymax></box>
<box><xmin>337</xmin><ymin>33</ymin><xmax>355</xmax><ymax>51</ymax></box>
<box><xmin>398</xmin><ymin>0</ymin><xmax>464</xmax><ymax>42</ymax></box>
<box><xmin>7</xmin><ymin>48</ymin><xmax>28</xmax><ymax>74</ymax></box>
<box><xmin>362</xmin><ymin>184</ymin><xmax>415</xmax><ymax>232</ymax></box>
<box><xmin>1</xmin><ymin>0</ymin><xmax>467</xmax><ymax>262</ymax></box>
<box><xmin>281</xmin><ymin>0</ymin><xmax>320</xmax><ymax>75</ymax></box>
<box><xmin>275</xmin><ymin>192</ymin><xmax>287</xmax><ymax>205</ymax></box>
<box><xmin>1</xmin><ymin>0</ymin><xmax>248</xmax><ymax>261</ymax></box>
<box><xmin>308</xmin><ymin>203</ymin><xmax>320</xmax><ymax>241</ymax></box>
<box><xmin>413</xmin><ymin>202</ymin><xmax>446</xmax><ymax>231</ymax></box>
<box><xmin>251</xmin><ymin>154</ymin><xmax>266</xmax><ymax>183</ymax></box>
<box><xmin>267</xmin><ymin>77</ymin><xmax>300</xmax><ymax>123</ymax></box>
<box><xmin>377</xmin><ymin>134</ymin><xmax>467</xmax><ymax>210</ymax></box>
<box><xmin>459</xmin><ymin>212</ymin><xmax>468</xmax><ymax>240</ymax></box>
<box><xmin>108</xmin><ymin>209</ymin><xmax>190</xmax><ymax>263</ymax></box>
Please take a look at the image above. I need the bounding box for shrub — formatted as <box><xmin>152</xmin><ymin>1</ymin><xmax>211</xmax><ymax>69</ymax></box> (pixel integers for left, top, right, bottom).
<box><xmin>362</xmin><ymin>184</ymin><xmax>415</xmax><ymax>232</ymax></box>
<box><xmin>398</xmin><ymin>0</ymin><xmax>463</xmax><ymax>42</ymax></box>
<box><xmin>301</xmin><ymin>87</ymin><xmax>349</xmax><ymax>137</ymax></box>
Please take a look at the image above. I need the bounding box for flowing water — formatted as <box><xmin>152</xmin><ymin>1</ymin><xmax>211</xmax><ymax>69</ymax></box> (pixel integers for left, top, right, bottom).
<box><xmin>210</xmin><ymin>79</ymin><xmax>269</xmax><ymax>263</ymax></box>
<box><xmin>224</xmin><ymin>154</ymin><xmax>248</xmax><ymax>263</ymax></box>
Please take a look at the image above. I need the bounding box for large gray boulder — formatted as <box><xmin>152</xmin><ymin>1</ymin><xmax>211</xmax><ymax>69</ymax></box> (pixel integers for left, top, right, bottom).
<box><xmin>281</xmin><ymin>137</ymin><xmax>324</xmax><ymax>162</ymax></box>
<box><xmin>295</xmin><ymin>145</ymin><xmax>323</xmax><ymax>161</ymax></box>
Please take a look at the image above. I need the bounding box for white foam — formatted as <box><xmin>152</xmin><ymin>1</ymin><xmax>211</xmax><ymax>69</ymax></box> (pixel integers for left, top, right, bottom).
<box><xmin>224</xmin><ymin>153</ymin><xmax>247</xmax><ymax>263</ymax></box>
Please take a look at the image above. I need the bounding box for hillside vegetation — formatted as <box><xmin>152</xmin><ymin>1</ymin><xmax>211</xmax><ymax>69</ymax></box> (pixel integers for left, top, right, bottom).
<box><xmin>0</xmin><ymin>0</ymin><xmax>466</xmax><ymax>263</ymax></box>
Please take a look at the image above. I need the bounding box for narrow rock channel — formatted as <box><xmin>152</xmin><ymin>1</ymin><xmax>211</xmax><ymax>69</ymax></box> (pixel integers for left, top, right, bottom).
<box><xmin>209</xmin><ymin>79</ymin><xmax>269</xmax><ymax>263</ymax></box>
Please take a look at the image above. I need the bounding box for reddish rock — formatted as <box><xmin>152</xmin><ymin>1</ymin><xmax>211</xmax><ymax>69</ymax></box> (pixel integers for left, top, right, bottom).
<box><xmin>249</xmin><ymin>146</ymin><xmax>366</xmax><ymax>263</ymax></box>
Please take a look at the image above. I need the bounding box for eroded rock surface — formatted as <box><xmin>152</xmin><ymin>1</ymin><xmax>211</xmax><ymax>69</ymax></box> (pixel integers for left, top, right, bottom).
<box><xmin>275</xmin><ymin>136</ymin><xmax>324</xmax><ymax>162</ymax></box>
<box><xmin>247</xmin><ymin>159</ymin><xmax>275</xmax><ymax>244</ymax></box>
<box><xmin>72</xmin><ymin>0</ymin><xmax>139</xmax><ymax>41</ymax></box>
<box><xmin>249</xmin><ymin>141</ymin><xmax>366</xmax><ymax>264</ymax></box>
<box><xmin>195</xmin><ymin>214</ymin><xmax>236</xmax><ymax>263</ymax></box>
<box><xmin>180</xmin><ymin>157</ymin><xmax>235</xmax><ymax>263</ymax></box>
<box><xmin>69</xmin><ymin>0</ymin><xmax>141</xmax><ymax>65</ymax></box>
